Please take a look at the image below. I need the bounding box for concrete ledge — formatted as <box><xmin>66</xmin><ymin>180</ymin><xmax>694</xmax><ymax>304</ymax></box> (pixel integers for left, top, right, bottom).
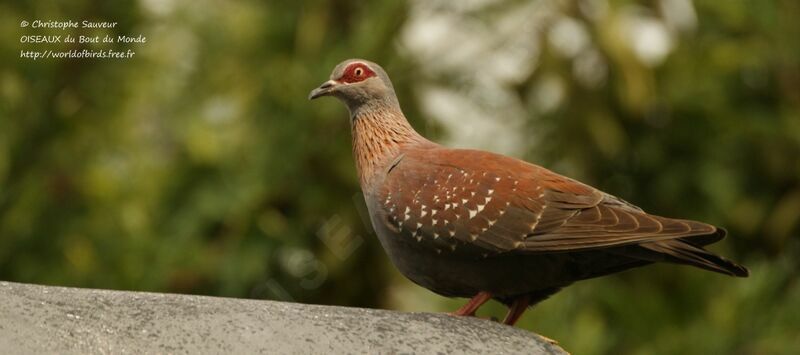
<box><xmin>0</xmin><ymin>281</ymin><xmax>566</xmax><ymax>354</ymax></box>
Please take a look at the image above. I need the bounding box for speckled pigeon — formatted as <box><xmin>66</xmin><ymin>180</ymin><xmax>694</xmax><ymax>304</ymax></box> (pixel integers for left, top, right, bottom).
<box><xmin>309</xmin><ymin>59</ymin><xmax>748</xmax><ymax>326</ymax></box>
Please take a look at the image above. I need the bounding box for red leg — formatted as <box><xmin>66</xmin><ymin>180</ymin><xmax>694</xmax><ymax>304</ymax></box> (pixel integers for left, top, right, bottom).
<box><xmin>502</xmin><ymin>295</ymin><xmax>530</xmax><ymax>325</ymax></box>
<box><xmin>450</xmin><ymin>291</ymin><xmax>493</xmax><ymax>316</ymax></box>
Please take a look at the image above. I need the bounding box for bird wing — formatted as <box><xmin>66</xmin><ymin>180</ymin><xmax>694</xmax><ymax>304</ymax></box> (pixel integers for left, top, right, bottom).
<box><xmin>376</xmin><ymin>147</ymin><xmax>719</xmax><ymax>256</ymax></box>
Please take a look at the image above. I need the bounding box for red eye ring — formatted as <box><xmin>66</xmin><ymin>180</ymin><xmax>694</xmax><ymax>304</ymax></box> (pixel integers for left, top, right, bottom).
<box><xmin>340</xmin><ymin>63</ymin><xmax>376</xmax><ymax>83</ymax></box>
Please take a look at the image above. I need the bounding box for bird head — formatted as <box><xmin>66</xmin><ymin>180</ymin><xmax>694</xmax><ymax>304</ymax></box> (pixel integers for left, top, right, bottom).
<box><xmin>309</xmin><ymin>59</ymin><xmax>397</xmax><ymax>112</ymax></box>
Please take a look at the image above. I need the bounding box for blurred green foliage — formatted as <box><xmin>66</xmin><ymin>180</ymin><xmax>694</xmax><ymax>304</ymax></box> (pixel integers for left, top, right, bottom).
<box><xmin>0</xmin><ymin>0</ymin><xmax>798</xmax><ymax>354</ymax></box>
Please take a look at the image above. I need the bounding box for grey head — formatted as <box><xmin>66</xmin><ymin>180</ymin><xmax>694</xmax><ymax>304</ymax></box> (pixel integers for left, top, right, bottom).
<box><xmin>308</xmin><ymin>59</ymin><xmax>399</xmax><ymax>114</ymax></box>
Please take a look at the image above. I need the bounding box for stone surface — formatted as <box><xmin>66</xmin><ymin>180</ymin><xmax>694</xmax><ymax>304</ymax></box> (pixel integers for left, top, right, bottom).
<box><xmin>0</xmin><ymin>281</ymin><xmax>566</xmax><ymax>354</ymax></box>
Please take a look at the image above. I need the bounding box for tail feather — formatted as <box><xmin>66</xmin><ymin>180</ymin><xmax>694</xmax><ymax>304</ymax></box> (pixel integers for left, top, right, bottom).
<box><xmin>639</xmin><ymin>239</ymin><xmax>749</xmax><ymax>277</ymax></box>
<box><xmin>682</xmin><ymin>227</ymin><xmax>727</xmax><ymax>247</ymax></box>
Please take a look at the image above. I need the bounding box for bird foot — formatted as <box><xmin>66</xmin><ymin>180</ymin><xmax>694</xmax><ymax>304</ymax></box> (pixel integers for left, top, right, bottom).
<box><xmin>449</xmin><ymin>291</ymin><xmax>493</xmax><ymax>318</ymax></box>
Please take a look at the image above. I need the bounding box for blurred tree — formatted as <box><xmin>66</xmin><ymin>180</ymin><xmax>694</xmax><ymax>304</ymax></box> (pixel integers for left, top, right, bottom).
<box><xmin>0</xmin><ymin>0</ymin><xmax>420</xmax><ymax>309</ymax></box>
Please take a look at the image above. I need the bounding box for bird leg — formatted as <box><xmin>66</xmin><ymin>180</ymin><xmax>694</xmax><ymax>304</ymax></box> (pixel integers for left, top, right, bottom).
<box><xmin>450</xmin><ymin>291</ymin><xmax>493</xmax><ymax>317</ymax></box>
<box><xmin>501</xmin><ymin>295</ymin><xmax>530</xmax><ymax>325</ymax></box>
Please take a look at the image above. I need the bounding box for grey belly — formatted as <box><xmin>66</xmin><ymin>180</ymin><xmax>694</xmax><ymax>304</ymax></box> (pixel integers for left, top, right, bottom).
<box><xmin>370</xmin><ymin>214</ymin><xmax>575</xmax><ymax>298</ymax></box>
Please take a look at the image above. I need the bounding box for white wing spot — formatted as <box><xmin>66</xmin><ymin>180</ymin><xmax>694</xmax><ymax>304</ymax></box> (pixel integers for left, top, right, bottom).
<box><xmin>495</xmin><ymin>177</ymin><xmax>501</xmax><ymax>182</ymax></box>
<box><xmin>444</xmin><ymin>204</ymin><xmax>451</xmax><ymax>210</ymax></box>
<box><xmin>432</xmin><ymin>218</ymin><xmax>438</xmax><ymax>225</ymax></box>
<box><xmin>470</xmin><ymin>233</ymin><xmax>478</xmax><ymax>241</ymax></box>
<box><xmin>416</xmin><ymin>222</ymin><xmax>422</xmax><ymax>229</ymax></box>
<box><xmin>449</xmin><ymin>230</ymin><xmax>456</xmax><ymax>237</ymax></box>
<box><xmin>477</xmin><ymin>204</ymin><xmax>485</xmax><ymax>212</ymax></box>
<box><xmin>431</xmin><ymin>209</ymin><xmax>438</xmax><ymax>216</ymax></box>
<box><xmin>433</xmin><ymin>232</ymin><xmax>440</xmax><ymax>239</ymax></box>
<box><xmin>535</xmin><ymin>204</ymin><xmax>548</xmax><ymax>222</ymax></box>
<box><xmin>488</xmin><ymin>189</ymin><xmax>494</xmax><ymax>195</ymax></box>
<box><xmin>461</xmin><ymin>198</ymin><xmax>468</xmax><ymax>204</ymax></box>
<box><xmin>420</xmin><ymin>210</ymin><xmax>427</xmax><ymax>218</ymax></box>
<box><xmin>403</xmin><ymin>206</ymin><xmax>411</xmax><ymax>221</ymax></box>
<box><xmin>484</xmin><ymin>196</ymin><xmax>492</xmax><ymax>204</ymax></box>
<box><xmin>488</xmin><ymin>219</ymin><xmax>496</xmax><ymax>226</ymax></box>
<box><xmin>469</xmin><ymin>209</ymin><xmax>477</xmax><ymax>219</ymax></box>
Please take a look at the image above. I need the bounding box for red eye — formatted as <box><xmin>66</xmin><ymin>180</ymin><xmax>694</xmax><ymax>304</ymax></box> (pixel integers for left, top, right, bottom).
<box><xmin>341</xmin><ymin>63</ymin><xmax>375</xmax><ymax>83</ymax></box>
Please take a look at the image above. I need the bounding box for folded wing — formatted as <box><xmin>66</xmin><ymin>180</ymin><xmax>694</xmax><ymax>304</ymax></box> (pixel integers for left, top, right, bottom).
<box><xmin>376</xmin><ymin>148</ymin><xmax>747</xmax><ymax>276</ymax></box>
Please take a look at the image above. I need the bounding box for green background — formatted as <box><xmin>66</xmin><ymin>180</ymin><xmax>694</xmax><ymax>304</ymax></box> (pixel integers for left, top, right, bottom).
<box><xmin>1</xmin><ymin>1</ymin><xmax>798</xmax><ymax>354</ymax></box>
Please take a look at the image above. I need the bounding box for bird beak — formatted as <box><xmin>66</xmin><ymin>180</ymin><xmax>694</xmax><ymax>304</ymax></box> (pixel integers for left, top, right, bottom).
<box><xmin>308</xmin><ymin>80</ymin><xmax>338</xmax><ymax>100</ymax></box>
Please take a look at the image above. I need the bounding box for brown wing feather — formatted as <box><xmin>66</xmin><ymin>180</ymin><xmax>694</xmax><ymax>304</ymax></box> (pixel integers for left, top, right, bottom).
<box><xmin>377</xmin><ymin>148</ymin><xmax>721</xmax><ymax>256</ymax></box>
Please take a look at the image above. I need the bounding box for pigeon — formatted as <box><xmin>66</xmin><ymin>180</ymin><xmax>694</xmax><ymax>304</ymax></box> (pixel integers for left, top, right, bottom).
<box><xmin>309</xmin><ymin>59</ymin><xmax>749</xmax><ymax>325</ymax></box>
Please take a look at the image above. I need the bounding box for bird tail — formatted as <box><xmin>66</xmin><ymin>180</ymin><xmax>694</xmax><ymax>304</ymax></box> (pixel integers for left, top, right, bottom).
<box><xmin>639</xmin><ymin>239</ymin><xmax>749</xmax><ymax>277</ymax></box>
<box><xmin>682</xmin><ymin>227</ymin><xmax>727</xmax><ymax>247</ymax></box>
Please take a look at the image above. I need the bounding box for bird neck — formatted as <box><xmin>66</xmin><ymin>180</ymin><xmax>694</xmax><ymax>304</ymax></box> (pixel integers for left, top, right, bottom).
<box><xmin>350</xmin><ymin>103</ymin><xmax>428</xmax><ymax>188</ymax></box>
